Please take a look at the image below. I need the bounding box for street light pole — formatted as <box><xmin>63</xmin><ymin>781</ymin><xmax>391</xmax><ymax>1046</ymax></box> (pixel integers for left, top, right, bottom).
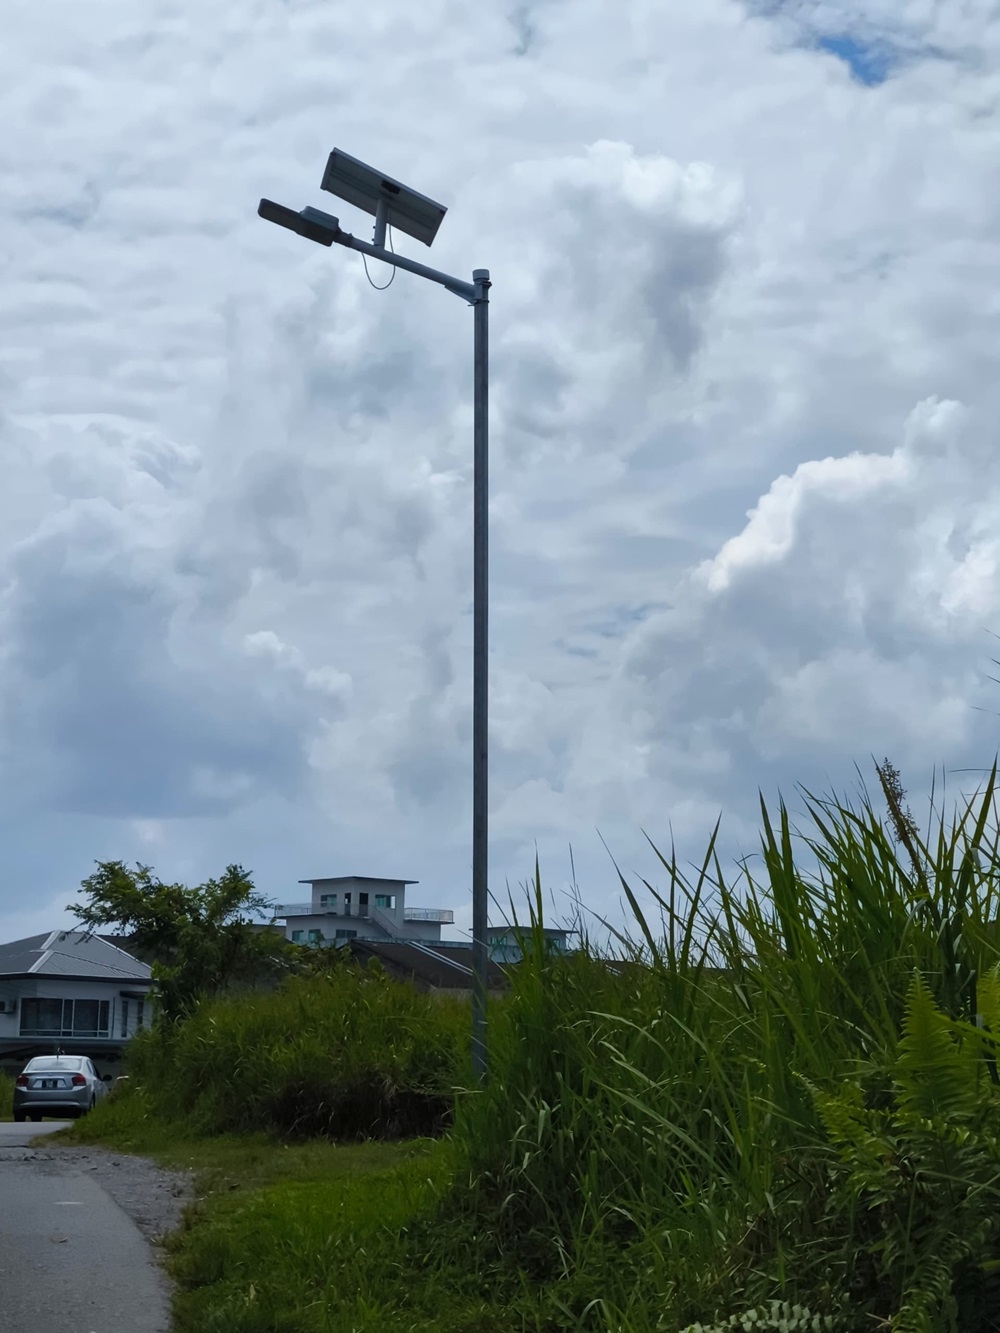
<box><xmin>471</xmin><ymin>269</ymin><xmax>490</xmax><ymax>1080</ymax></box>
<box><xmin>258</xmin><ymin>180</ymin><xmax>491</xmax><ymax>1080</ymax></box>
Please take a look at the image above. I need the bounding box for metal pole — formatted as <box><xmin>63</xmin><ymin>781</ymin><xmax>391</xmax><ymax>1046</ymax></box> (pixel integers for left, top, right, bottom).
<box><xmin>373</xmin><ymin>199</ymin><xmax>388</xmax><ymax>249</ymax></box>
<box><xmin>471</xmin><ymin>268</ymin><xmax>491</xmax><ymax>1082</ymax></box>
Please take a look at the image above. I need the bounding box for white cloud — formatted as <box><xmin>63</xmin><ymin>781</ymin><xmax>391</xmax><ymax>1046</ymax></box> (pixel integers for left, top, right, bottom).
<box><xmin>2</xmin><ymin>0</ymin><xmax>1000</xmax><ymax>944</ymax></box>
<box><xmin>699</xmin><ymin>446</ymin><xmax>908</xmax><ymax>593</ymax></box>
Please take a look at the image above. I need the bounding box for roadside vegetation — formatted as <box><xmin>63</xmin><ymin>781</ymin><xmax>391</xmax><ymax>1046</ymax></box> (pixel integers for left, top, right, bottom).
<box><xmin>66</xmin><ymin>760</ymin><xmax>1000</xmax><ymax>1331</ymax></box>
<box><xmin>116</xmin><ymin>963</ymin><xmax>467</xmax><ymax>1140</ymax></box>
<box><xmin>0</xmin><ymin>1069</ymin><xmax>12</xmax><ymax>1119</ymax></box>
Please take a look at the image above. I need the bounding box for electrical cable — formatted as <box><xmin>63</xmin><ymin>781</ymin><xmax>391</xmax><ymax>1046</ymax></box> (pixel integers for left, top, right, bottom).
<box><xmin>363</xmin><ymin>223</ymin><xmax>396</xmax><ymax>290</ymax></box>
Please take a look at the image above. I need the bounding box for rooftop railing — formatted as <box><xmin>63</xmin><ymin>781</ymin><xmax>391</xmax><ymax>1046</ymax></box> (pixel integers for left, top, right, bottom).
<box><xmin>275</xmin><ymin>903</ymin><xmax>454</xmax><ymax>924</ymax></box>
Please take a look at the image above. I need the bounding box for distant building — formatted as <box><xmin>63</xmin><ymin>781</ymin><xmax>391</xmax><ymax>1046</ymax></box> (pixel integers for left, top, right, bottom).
<box><xmin>485</xmin><ymin>925</ymin><xmax>574</xmax><ymax>964</ymax></box>
<box><xmin>0</xmin><ymin>930</ymin><xmax>153</xmax><ymax>1074</ymax></box>
<box><xmin>274</xmin><ymin>875</ymin><xmax>454</xmax><ymax>947</ymax></box>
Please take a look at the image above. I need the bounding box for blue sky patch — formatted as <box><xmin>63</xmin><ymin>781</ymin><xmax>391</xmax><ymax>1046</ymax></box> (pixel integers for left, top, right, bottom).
<box><xmin>815</xmin><ymin>32</ymin><xmax>897</xmax><ymax>86</ymax></box>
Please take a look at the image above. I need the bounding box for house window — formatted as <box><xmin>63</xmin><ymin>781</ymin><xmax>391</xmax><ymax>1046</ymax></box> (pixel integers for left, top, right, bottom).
<box><xmin>319</xmin><ymin>894</ymin><xmax>337</xmax><ymax>908</ymax></box>
<box><xmin>307</xmin><ymin>929</ymin><xmax>323</xmax><ymax>943</ymax></box>
<box><xmin>335</xmin><ymin>929</ymin><xmax>357</xmax><ymax>940</ymax></box>
<box><xmin>119</xmin><ymin>998</ymin><xmax>147</xmax><ymax>1038</ymax></box>
<box><xmin>291</xmin><ymin>930</ymin><xmax>303</xmax><ymax>942</ymax></box>
<box><xmin>21</xmin><ymin>998</ymin><xmax>110</xmax><ymax>1038</ymax></box>
<box><xmin>374</xmin><ymin>894</ymin><xmax>395</xmax><ymax>909</ymax></box>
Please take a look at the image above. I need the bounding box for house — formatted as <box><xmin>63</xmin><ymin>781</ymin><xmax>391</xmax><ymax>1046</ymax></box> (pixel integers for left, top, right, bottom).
<box><xmin>486</xmin><ymin>924</ymin><xmax>574</xmax><ymax>964</ymax></box>
<box><xmin>275</xmin><ymin>875</ymin><xmax>455</xmax><ymax>947</ymax></box>
<box><xmin>0</xmin><ymin>930</ymin><xmax>153</xmax><ymax>1076</ymax></box>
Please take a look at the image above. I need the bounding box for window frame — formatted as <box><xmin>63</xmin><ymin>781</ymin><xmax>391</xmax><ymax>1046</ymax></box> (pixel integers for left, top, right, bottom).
<box><xmin>20</xmin><ymin>997</ymin><xmax>111</xmax><ymax>1039</ymax></box>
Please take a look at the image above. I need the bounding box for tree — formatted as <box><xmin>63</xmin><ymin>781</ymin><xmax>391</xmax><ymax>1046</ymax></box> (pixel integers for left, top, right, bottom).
<box><xmin>70</xmin><ymin>861</ymin><xmax>291</xmax><ymax>1021</ymax></box>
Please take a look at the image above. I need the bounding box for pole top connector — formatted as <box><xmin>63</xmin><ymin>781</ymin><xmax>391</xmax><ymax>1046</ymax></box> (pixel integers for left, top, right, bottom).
<box><xmin>473</xmin><ymin>268</ymin><xmax>490</xmax><ymax>284</ymax></box>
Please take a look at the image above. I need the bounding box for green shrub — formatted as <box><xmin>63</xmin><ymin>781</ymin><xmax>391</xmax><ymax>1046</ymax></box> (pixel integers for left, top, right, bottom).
<box><xmin>446</xmin><ymin>766</ymin><xmax>1000</xmax><ymax>1330</ymax></box>
<box><xmin>125</xmin><ymin>964</ymin><xmax>468</xmax><ymax>1140</ymax></box>
<box><xmin>0</xmin><ymin>1071</ymin><xmax>12</xmax><ymax>1120</ymax></box>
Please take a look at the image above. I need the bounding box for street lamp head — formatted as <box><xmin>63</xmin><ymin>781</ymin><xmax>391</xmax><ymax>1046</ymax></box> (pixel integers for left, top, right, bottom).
<box><xmin>258</xmin><ymin>199</ymin><xmax>341</xmax><ymax>247</ymax></box>
<box><xmin>321</xmin><ymin>149</ymin><xmax>447</xmax><ymax>248</ymax></box>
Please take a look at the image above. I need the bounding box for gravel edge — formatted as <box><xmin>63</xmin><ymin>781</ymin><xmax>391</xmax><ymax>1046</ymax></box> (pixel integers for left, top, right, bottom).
<box><xmin>3</xmin><ymin>1141</ymin><xmax>197</xmax><ymax>1248</ymax></box>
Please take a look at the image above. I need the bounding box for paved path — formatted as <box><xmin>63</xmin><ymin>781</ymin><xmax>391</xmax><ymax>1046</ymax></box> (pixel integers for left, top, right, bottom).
<box><xmin>0</xmin><ymin>1119</ymin><xmax>73</xmax><ymax>1148</ymax></box>
<box><xmin>0</xmin><ymin>1123</ymin><xmax>172</xmax><ymax>1332</ymax></box>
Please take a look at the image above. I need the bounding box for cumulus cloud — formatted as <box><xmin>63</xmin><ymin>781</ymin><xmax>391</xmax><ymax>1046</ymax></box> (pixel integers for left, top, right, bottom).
<box><xmin>621</xmin><ymin>395</ymin><xmax>996</xmax><ymax>816</ymax></box>
<box><xmin>2</xmin><ymin>0</ymin><xmax>1000</xmax><ymax>940</ymax></box>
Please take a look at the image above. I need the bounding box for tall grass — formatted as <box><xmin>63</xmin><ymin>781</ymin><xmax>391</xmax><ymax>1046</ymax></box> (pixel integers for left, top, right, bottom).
<box><xmin>447</xmin><ymin>764</ymin><xmax>1000</xmax><ymax>1330</ymax></box>
<box><xmin>122</xmin><ymin>963</ymin><xmax>468</xmax><ymax>1140</ymax></box>
<box><xmin>72</xmin><ymin>763</ymin><xmax>1000</xmax><ymax>1331</ymax></box>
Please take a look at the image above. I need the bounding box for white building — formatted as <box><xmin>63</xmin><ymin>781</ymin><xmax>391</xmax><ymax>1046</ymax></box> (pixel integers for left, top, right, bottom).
<box><xmin>275</xmin><ymin>875</ymin><xmax>454</xmax><ymax>947</ymax></box>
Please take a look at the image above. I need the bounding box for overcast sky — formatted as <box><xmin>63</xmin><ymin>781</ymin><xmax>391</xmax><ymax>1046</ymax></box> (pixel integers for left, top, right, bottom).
<box><xmin>1</xmin><ymin>0</ymin><xmax>998</xmax><ymax>944</ymax></box>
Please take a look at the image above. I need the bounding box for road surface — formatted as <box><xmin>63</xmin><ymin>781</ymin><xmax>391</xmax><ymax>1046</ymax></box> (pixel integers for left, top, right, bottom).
<box><xmin>0</xmin><ymin>1121</ymin><xmax>172</xmax><ymax>1332</ymax></box>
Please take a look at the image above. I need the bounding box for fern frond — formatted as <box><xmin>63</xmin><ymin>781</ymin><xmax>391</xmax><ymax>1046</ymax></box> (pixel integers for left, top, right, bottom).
<box><xmin>977</xmin><ymin>962</ymin><xmax>1000</xmax><ymax>1033</ymax></box>
<box><xmin>894</xmin><ymin>973</ymin><xmax>981</xmax><ymax>1123</ymax></box>
<box><xmin>676</xmin><ymin>1301</ymin><xmax>842</xmax><ymax>1333</ymax></box>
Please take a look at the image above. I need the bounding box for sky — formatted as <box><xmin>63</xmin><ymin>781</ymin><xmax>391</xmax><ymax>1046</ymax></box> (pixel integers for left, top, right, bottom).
<box><xmin>1</xmin><ymin>0</ymin><xmax>999</xmax><ymax>945</ymax></box>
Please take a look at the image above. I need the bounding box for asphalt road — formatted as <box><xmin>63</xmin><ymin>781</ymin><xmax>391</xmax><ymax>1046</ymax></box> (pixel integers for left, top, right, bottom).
<box><xmin>0</xmin><ymin>1122</ymin><xmax>172</xmax><ymax>1332</ymax></box>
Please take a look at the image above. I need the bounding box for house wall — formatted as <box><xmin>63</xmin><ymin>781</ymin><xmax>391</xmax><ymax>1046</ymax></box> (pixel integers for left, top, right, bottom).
<box><xmin>283</xmin><ymin>912</ymin><xmax>444</xmax><ymax>946</ymax></box>
<box><xmin>308</xmin><ymin>877</ymin><xmax>409</xmax><ymax>933</ymax></box>
<box><xmin>0</xmin><ymin>977</ymin><xmax>152</xmax><ymax>1046</ymax></box>
<box><xmin>401</xmin><ymin>918</ymin><xmax>446</xmax><ymax>942</ymax></box>
<box><xmin>486</xmin><ymin>929</ymin><xmax>570</xmax><ymax>964</ymax></box>
<box><xmin>0</xmin><ymin>980</ymin><xmax>20</xmax><ymax>1042</ymax></box>
<box><xmin>286</xmin><ymin>913</ymin><xmax>364</xmax><ymax>946</ymax></box>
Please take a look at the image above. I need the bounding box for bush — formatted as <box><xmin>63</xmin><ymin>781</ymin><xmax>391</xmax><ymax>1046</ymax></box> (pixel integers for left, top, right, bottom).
<box><xmin>125</xmin><ymin>964</ymin><xmax>468</xmax><ymax>1140</ymax></box>
<box><xmin>0</xmin><ymin>1071</ymin><xmax>12</xmax><ymax>1120</ymax></box>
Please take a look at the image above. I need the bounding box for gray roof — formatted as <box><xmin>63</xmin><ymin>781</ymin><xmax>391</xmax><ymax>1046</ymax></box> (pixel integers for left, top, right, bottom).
<box><xmin>349</xmin><ymin>939</ymin><xmax>508</xmax><ymax>990</ymax></box>
<box><xmin>297</xmin><ymin>875</ymin><xmax>417</xmax><ymax>886</ymax></box>
<box><xmin>0</xmin><ymin>931</ymin><xmax>151</xmax><ymax>982</ymax></box>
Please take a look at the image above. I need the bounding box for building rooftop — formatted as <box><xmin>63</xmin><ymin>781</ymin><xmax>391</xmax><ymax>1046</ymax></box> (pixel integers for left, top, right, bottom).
<box><xmin>0</xmin><ymin>930</ymin><xmax>151</xmax><ymax>982</ymax></box>
<box><xmin>349</xmin><ymin>939</ymin><xmax>507</xmax><ymax>991</ymax></box>
<box><xmin>297</xmin><ymin>875</ymin><xmax>418</xmax><ymax>886</ymax></box>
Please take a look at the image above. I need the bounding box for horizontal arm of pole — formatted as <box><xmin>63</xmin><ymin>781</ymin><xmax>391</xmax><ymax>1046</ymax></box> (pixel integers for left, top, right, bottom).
<box><xmin>333</xmin><ymin>230</ymin><xmax>479</xmax><ymax>304</ymax></box>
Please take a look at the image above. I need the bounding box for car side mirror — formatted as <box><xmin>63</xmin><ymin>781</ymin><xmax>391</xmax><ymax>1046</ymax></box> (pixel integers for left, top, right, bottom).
<box><xmin>102</xmin><ymin>1074</ymin><xmax>112</xmax><ymax>1084</ymax></box>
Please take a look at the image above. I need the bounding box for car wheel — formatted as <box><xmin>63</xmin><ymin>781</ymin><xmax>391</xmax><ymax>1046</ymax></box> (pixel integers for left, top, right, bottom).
<box><xmin>29</xmin><ymin>1114</ymin><xmax>42</xmax><ymax>1122</ymax></box>
<box><xmin>87</xmin><ymin>1096</ymin><xmax>96</xmax><ymax>1114</ymax></box>
<box><xmin>13</xmin><ymin>1112</ymin><xmax>25</xmax><ymax>1123</ymax></box>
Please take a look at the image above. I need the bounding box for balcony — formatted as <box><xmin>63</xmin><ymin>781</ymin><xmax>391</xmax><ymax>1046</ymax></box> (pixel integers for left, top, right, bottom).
<box><xmin>275</xmin><ymin>903</ymin><xmax>454</xmax><ymax>925</ymax></box>
<box><xmin>274</xmin><ymin>902</ymin><xmax>334</xmax><ymax>917</ymax></box>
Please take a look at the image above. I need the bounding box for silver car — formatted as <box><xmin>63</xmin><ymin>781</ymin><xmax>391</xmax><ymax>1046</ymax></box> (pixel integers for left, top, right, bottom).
<box><xmin>13</xmin><ymin>1055</ymin><xmax>110</xmax><ymax>1122</ymax></box>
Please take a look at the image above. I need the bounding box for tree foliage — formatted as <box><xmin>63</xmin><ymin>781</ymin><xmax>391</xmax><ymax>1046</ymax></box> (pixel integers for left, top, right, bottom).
<box><xmin>70</xmin><ymin>861</ymin><xmax>291</xmax><ymax>1020</ymax></box>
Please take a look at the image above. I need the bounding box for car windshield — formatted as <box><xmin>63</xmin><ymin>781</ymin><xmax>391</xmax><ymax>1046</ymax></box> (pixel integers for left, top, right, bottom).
<box><xmin>24</xmin><ymin>1057</ymin><xmax>85</xmax><ymax>1072</ymax></box>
